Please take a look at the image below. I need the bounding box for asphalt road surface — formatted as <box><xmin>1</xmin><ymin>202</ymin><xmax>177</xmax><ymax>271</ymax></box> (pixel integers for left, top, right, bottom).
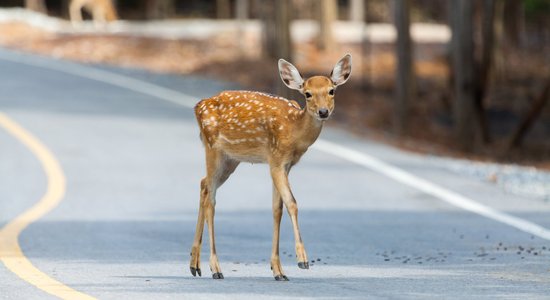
<box><xmin>1</xmin><ymin>48</ymin><xmax>549</xmax><ymax>300</ymax></box>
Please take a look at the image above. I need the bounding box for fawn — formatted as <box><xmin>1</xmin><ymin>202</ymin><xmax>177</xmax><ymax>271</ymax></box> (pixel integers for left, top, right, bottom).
<box><xmin>69</xmin><ymin>0</ymin><xmax>118</xmax><ymax>26</ymax></box>
<box><xmin>190</xmin><ymin>54</ymin><xmax>352</xmax><ymax>280</ymax></box>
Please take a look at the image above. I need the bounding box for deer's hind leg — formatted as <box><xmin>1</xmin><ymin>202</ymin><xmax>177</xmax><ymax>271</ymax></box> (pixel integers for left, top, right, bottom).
<box><xmin>190</xmin><ymin>147</ymin><xmax>239</xmax><ymax>279</ymax></box>
<box><xmin>189</xmin><ymin>176</ymin><xmax>207</xmax><ymax>277</ymax></box>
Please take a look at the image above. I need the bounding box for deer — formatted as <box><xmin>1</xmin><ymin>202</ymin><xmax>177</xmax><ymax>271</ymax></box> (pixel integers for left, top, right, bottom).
<box><xmin>69</xmin><ymin>0</ymin><xmax>118</xmax><ymax>27</ymax></box>
<box><xmin>190</xmin><ymin>54</ymin><xmax>352</xmax><ymax>281</ymax></box>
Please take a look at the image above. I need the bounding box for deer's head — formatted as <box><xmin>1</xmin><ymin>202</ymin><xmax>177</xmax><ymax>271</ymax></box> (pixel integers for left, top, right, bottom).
<box><xmin>278</xmin><ymin>54</ymin><xmax>352</xmax><ymax>121</ymax></box>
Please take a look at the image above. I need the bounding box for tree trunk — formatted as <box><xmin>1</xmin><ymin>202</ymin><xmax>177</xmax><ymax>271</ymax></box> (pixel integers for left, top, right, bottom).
<box><xmin>492</xmin><ymin>0</ymin><xmax>507</xmax><ymax>78</ymax></box>
<box><xmin>349</xmin><ymin>0</ymin><xmax>364</xmax><ymax>22</ymax></box>
<box><xmin>317</xmin><ymin>0</ymin><xmax>337</xmax><ymax>51</ymax></box>
<box><xmin>217</xmin><ymin>0</ymin><xmax>231</xmax><ymax>19</ymax></box>
<box><xmin>146</xmin><ymin>0</ymin><xmax>175</xmax><ymax>19</ymax></box>
<box><xmin>235</xmin><ymin>0</ymin><xmax>249</xmax><ymax>55</ymax></box>
<box><xmin>503</xmin><ymin>0</ymin><xmax>524</xmax><ymax>47</ymax></box>
<box><xmin>473</xmin><ymin>0</ymin><xmax>496</xmax><ymax>144</ymax></box>
<box><xmin>263</xmin><ymin>0</ymin><xmax>292</xmax><ymax>61</ymax></box>
<box><xmin>508</xmin><ymin>79</ymin><xmax>550</xmax><ymax>149</ymax></box>
<box><xmin>25</xmin><ymin>0</ymin><xmax>47</xmax><ymax>14</ymax></box>
<box><xmin>393</xmin><ymin>0</ymin><xmax>413</xmax><ymax>135</ymax></box>
<box><xmin>235</xmin><ymin>0</ymin><xmax>249</xmax><ymax>20</ymax></box>
<box><xmin>262</xmin><ymin>0</ymin><xmax>293</xmax><ymax>99</ymax></box>
<box><xmin>452</xmin><ymin>0</ymin><xmax>477</xmax><ymax>151</ymax></box>
<box><xmin>354</xmin><ymin>0</ymin><xmax>366</xmax><ymax>90</ymax></box>
<box><xmin>443</xmin><ymin>1</ymin><xmax>457</xmax><ymax>112</ymax></box>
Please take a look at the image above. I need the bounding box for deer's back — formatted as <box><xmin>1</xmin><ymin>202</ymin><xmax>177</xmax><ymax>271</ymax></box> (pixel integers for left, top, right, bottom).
<box><xmin>194</xmin><ymin>91</ymin><xmax>303</xmax><ymax>163</ymax></box>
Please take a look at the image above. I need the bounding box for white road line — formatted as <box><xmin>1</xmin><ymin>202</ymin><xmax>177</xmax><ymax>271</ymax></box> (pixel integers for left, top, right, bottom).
<box><xmin>313</xmin><ymin>140</ymin><xmax>550</xmax><ymax>240</ymax></box>
<box><xmin>2</xmin><ymin>51</ymin><xmax>550</xmax><ymax>241</ymax></box>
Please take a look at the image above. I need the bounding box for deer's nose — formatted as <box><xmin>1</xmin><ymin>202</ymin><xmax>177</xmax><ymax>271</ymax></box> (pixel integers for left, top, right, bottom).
<box><xmin>318</xmin><ymin>108</ymin><xmax>329</xmax><ymax>119</ymax></box>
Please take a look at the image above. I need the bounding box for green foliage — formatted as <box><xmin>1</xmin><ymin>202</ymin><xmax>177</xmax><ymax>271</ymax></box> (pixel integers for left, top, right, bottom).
<box><xmin>523</xmin><ymin>0</ymin><xmax>550</xmax><ymax>18</ymax></box>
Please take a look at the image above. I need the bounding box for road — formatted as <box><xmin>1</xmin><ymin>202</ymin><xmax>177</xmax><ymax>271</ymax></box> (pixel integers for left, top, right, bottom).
<box><xmin>0</xmin><ymin>48</ymin><xmax>549</xmax><ymax>299</ymax></box>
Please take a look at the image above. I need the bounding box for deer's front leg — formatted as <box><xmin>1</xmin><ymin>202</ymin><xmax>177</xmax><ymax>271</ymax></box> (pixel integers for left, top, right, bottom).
<box><xmin>271</xmin><ymin>184</ymin><xmax>288</xmax><ymax>281</ymax></box>
<box><xmin>270</xmin><ymin>165</ymin><xmax>309</xmax><ymax>270</ymax></box>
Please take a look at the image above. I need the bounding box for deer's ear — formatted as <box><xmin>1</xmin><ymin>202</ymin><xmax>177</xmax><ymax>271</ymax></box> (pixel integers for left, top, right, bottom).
<box><xmin>330</xmin><ymin>54</ymin><xmax>352</xmax><ymax>86</ymax></box>
<box><xmin>278</xmin><ymin>59</ymin><xmax>304</xmax><ymax>91</ymax></box>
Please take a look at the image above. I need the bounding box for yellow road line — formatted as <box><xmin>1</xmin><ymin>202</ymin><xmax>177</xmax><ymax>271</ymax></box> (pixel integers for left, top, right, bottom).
<box><xmin>0</xmin><ymin>112</ymin><xmax>96</xmax><ymax>300</ymax></box>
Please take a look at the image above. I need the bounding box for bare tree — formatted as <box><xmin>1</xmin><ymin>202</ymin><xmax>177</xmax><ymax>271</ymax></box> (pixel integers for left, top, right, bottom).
<box><xmin>452</xmin><ymin>0</ymin><xmax>477</xmax><ymax>151</ymax></box>
<box><xmin>349</xmin><ymin>0</ymin><xmax>364</xmax><ymax>22</ymax></box>
<box><xmin>473</xmin><ymin>0</ymin><xmax>497</xmax><ymax>143</ymax></box>
<box><xmin>317</xmin><ymin>0</ymin><xmax>337</xmax><ymax>51</ymax></box>
<box><xmin>350</xmin><ymin>0</ymin><xmax>366</xmax><ymax>89</ymax></box>
<box><xmin>262</xmin><ymin>0</ymin><xmax>292</xmax><ymax>61</ymax></box>
<box><xmin>217</xmin><ymin>0</ymin><xmax>231</xmax><ymax>19</ymax></box>
<box><xmin>262</xmin><ymin>0</ymin><xmax>293</xmax><ymax>98</ymax></box>
<box><xmin>235</xmin><ymin>0</ymin><xmax>249</xmax><ymax>20</ymax></box>
<box><xmin>508</xmin><ymin>79</ymin><xmax>550</xmax><ymax>149</ymax></box>
<box><xmin>25</xmin><ymin>0</ymin><xmax>47</xmax><ymax>14</ymax></box>
<box><xmin>393</xmin><ymin>0</ymin><xmax>413</xmax><ymax>135</ymax></box>
<box><xmin>503</xmin><ymin>1</ymin><xmax>524</xmax><ymax>46</ymax></box>
<box><xmin>235</xmin><ymin>0</ymin><xmax>249</xmax><ymax>55</ymax></box>
<box><xmin>146</xmin><ymin>0</ymin><xmax>175</xmax><ymax>19</ymax></box>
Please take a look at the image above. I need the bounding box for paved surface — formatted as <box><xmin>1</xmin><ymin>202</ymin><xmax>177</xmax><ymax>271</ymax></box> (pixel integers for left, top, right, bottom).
<box><xmin>0</xmin><ymin>48</ymin><xmax>549</xmax><ymax>299</ymax></box>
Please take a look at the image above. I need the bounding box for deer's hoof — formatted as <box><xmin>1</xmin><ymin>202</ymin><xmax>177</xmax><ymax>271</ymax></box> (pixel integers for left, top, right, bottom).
<box><xmin>212</xmin><ymin>272</ymin><xmax>224</xmax><ymax>279</ymax></box>
<box><xmin>190</xmin><ymin>267</ymin><xmax>201</xmax><ymax>277</ymax></box>
<box><xmin>298</xmin><ymin>261</ymin><xmax>309</xmax><ymax>269</ymax></box>
<box><xmin>274</xmin><ymin>274</ymin><xmax>289</xmax><ymax>281</ymax></box>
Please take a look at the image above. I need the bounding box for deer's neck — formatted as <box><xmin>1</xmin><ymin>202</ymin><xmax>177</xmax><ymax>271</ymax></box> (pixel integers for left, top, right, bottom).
<box><xmin>294</xmin><ymin>109</ymin><xmax>324</xmax><ymax>149</ymax></box>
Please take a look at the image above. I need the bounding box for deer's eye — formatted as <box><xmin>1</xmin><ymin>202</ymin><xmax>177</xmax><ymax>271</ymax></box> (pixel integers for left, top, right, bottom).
<box><xmin>328</xmin><ymin>89</ymin><xmax>335</xmax><ymax>96</ymax></box>
<box><xmin>305</xmin><ymin>92</ymin><xmax>312</xmax><ymax>98</ymax></box>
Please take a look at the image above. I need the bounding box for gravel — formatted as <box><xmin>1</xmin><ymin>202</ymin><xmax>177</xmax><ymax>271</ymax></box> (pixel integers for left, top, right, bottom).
<box><xmin>430</xmin><ymin>155</ymin><xmax>550</xmax><ymax>202</ymax></box>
